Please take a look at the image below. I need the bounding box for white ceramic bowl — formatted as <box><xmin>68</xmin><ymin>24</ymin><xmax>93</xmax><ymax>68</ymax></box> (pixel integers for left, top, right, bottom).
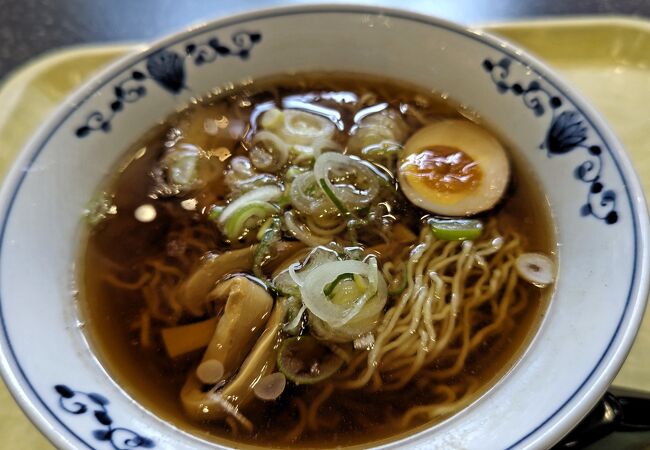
<box><xmin>0</xmin><ymin>5</ymin><xmax>648</xmax><ymax>450</ymax></box>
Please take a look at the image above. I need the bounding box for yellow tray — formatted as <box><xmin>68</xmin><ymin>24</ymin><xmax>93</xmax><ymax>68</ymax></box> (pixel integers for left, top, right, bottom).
<box><xmin>1</xmin><ymin>17</ymin><xmax>649</xmax><ymax>449</ymax></box>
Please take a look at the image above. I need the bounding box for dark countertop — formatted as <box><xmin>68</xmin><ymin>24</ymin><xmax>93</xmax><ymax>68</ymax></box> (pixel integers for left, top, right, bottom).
<box><xmin>1</xmin><ymin>0</ymin><xmax>650</xmax><ymax>80</ymax></box>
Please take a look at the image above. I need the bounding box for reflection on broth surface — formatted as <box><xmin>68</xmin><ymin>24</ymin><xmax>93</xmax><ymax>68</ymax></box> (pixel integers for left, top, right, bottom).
<box><xmin>80</xmin><ymin>73</ymin><xmax>555</xmax><ymax>448</ymax></box>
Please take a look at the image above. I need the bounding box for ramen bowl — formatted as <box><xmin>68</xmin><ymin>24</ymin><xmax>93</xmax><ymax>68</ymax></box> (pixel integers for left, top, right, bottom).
<box><xmin>0</xmin><ymin>4</ymin><xmax>647</xmax><ymax>450</ymax></box>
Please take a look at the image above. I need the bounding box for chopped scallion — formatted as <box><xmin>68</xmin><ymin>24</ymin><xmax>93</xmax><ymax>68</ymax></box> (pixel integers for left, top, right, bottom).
<box><xmin>319</xmin><ymin>178</ymin><xmax>349</xmax><ymax>215</ymax></box>
<box><xmin>323</xmin><ymin>273</ymin><xmax>355</xmax><ymax>297</ymax></box>
<box><xmin>224</xmin><ymin>201</ymin><xmax>278</xmax><ymax>240</ymax></box>
<box><xmin>253</xmin><ymin>217</ymin><xmax>281</xmax><ymax>279</ymax></box>
<box><xmin>428</xmin><ymin>217</ymin><xmax>483</xmax><ymax>241</ymax></box>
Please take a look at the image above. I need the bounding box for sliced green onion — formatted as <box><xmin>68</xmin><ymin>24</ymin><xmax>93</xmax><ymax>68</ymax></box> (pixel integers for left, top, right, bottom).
<box><xmin>277</xmin><ymin>194</ymin><xmax>292</xmax><ymax>208</ymax></box>
<box><xmin>224</xmin><ymin>201</ymin><xmax>278</xmax><ymax>240</ymax></box>
<box><xmin>279</xmin><ymin>110</ymin><xmax>336</xmax><ymax>146</ymax></box>
<box><xmin>260</xmin><ymin>108</ymin><xmax>284</xmax><ymax>130</ymax></box>
<box><xmin>219</xmin><ymin>185</ymin><xmax>282</xmax><ymax>225</ymax></box>
<box><xmin>250</xmin><ymin>130</ymin><xmax>290</xmax><ymax>172</ymax></box>
<box><xmin>272</xmin><ymin>246</ymin><xmax>340</xmax><ymax>298</ymax></box>
<box><xmin>285</xmin><ymin>165</ymin><xmax>307</xmax><ymax>181</ymax></box>
<box><xmin>277</xmin><ymin>336</ymin><xmax>343</xmax><ymax>385</ymax></box>
<box><xmin>290</xmin><ymin>171</ymin><xmax>331</xmax><ymax>216</ymax></box>
<box><xmin>323</xmin><ymin>273</ymin><xmax>354</xmax><ymax>297</ymax></box>
<box><xmin>319</xmin><ymin>178</ymin><xmax>349</xmax><ymax>215</ymax></box>
<box><xmin>253</xmin><ymin>217</ymin><xmax>281</xmax><ymax>279</ymax></box>
<box><xmin>283</xmin><ymin>297</ymin><xmax>306</xmax><ymax>336</ymax></box>
<box><xmin>256</xmin><ymin>217</ymin><xmax>274</xmax><ymax>241</ymax></box>
<box><xmin>353</xmin><ymin>274</ymin><xmax>367</xmax><ymax>291</ymax></box>
<box><xmin>348</xmin><ymin>109</ymin><xmax>408</xmax><ymax>160</ymax></box>
<box><xmin>300</xmin><ymin>257</ymin><xmax>386</xmax><ymax>328</ymax></box>
<box><xmin>428</xmin><ymin>217</ymin><xmax>484</xmax><ymax>241</ymax></box>
<box><xmin>283</xmin><ymin>210</ymin><xmax>331</xmax><ymax>247</ymax></box>
<box><xmin>515</xmin><ymin>252</ymin><xmax>556</xmax><ymax>287</ymax></box>
<box><xmin>313</xmin><ymin>152</ymin><xmax>380</xmax><ymax>210</ymax></box>
<box><xmin>291</xmin><ymin>144</ymin><xmax>317</xmax><ymax>164</ymax></box>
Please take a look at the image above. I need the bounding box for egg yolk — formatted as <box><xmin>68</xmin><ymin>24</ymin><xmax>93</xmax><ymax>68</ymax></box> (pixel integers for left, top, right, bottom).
<box><xmin>400</xmin><ymin>146</ymin><xmax>482</xmax><ymax>194</ymax></box>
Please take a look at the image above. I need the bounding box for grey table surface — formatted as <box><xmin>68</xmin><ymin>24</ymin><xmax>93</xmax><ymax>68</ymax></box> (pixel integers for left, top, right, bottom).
<box><xmin>1</xmin><ymin>0</ymin><xmax>650</xmax><ymax>448</ymax></box>
<box><xmin>1</xmin><ymin>0</ymin><xmax>650</xmax><ymax>80</ymax></box>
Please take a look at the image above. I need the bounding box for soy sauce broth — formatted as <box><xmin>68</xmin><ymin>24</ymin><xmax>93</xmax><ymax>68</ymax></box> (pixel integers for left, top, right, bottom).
<box><xmin>79</xmin><ymin>73</ymin><xmax>554</xmax><ymax>448</ymax></box>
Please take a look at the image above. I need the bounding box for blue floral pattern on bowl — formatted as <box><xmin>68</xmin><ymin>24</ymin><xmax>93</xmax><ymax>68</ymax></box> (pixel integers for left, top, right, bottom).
<box><xmin>482</xmin><ymin>57</ymin><xmax>618</xmax><ymax>225</ymax></box>
<box><xmin>75</xmin><ymin>30</ymin><xmax>261</xmax><ymax>138</ymax></box>
<box><xmin>54</xmin><ymin>385</ymin><xmax>154</xmax><ymax>449</ymax></box>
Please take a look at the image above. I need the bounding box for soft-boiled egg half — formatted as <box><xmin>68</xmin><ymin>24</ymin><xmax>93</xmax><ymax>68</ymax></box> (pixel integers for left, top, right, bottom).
<box><xmin>398</xmin><ymin>120</ymin><xmax>510</xmax><ymax>216</ymax></box>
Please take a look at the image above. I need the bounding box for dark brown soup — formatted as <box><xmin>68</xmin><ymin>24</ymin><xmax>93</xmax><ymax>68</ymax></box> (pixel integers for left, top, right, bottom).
<box><xmin>80</xmin><ymin>73</ymin><xmax>554</xmax><ymax>448</ymax></box>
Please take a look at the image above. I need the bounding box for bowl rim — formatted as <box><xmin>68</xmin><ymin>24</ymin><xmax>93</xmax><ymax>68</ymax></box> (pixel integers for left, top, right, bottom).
<box><xmin>0</xmin><ymin>3</ymin><xmax>648</xmax><ymax>449</ymax></box>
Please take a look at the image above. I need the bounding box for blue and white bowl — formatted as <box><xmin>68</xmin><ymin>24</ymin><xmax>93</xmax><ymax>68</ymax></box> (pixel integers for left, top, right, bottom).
<box><xmin>0</xmin><ymin>5</ymin><xmax>648</xmax><ymax>449</ymax></box>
